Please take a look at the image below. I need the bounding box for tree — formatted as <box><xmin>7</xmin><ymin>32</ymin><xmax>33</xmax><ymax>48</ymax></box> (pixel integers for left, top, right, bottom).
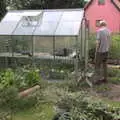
<box><xmin>0</xmin><ymin>0</ymin><xmax>87</xmax><ymax>20</ymax></box>
<box><xmin>0</xmin><ymin>0</ymin><xmax>6</xmax><ymax>20</ymax></box>
<box><xmin>26</xmin><ymin>0</ymin><xmax>86</xmax><ymax>9</ymax></box>
<box><xmin>6</xmin><ymin>0</ymin><xmax>86</xmax><ymax>10</ymax></box>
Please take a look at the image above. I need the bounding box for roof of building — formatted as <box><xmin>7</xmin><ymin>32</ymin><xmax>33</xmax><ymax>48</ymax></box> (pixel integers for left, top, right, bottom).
<box><xmin>84</xmin><ymin>0</ymin><xmax>120</xmax><ymax>11</ymax></box>
<box><xmin>112</xmin><ymin>0</ymin><xmax>120</xmax><ymax>11</ymax></box>
<box><xmin>0</xmin><ymin>9</ymin><xmax>84</xmax><ymax>36</ymax></box>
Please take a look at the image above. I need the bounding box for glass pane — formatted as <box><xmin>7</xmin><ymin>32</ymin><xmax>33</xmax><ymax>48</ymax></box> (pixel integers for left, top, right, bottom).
<box><xmin>13</xmin><ymin>13</ymin><xmax>42</xmax><ymax>35</ymax></box>
<box><xmin>55</xmin><ymin>22</ymin><xmax>81</xmax><ymax>36</ymax></box>
<box><xmin>2</xmin><ymin>11</ymin><xmax>41</xmax><ymax>22</ymax></box>
<box><xmin>61</xmin><ymin>11</ymin><xmax>84</xmax><ymax>21</ymax></box>
<box><xmin>22</xmin><ymin>11</ymin><xmax>41</xmax><ymax>16</ymax></box>
<box><xmin>34</xmin><ymin>22</ymin><xmax>58</xmax><ymax>35</ymax></box>
<box><xmin>41</xmin><ymin>11</ymin><xmax>62</xmax><ymax>22</ymax></box>
<box><xmin>34</xmin><ymin>11</ymin><xmax>62</xmax><ymax>35</ymax></box>
<box><xmin>13</xmin><ymin>36</ymin><xmax>32</xmax><ymax>57</ymax></box>
<box><xmin>13</xmin><ymin>22</ymin><xmax>35</xmax><ymax>35</ymax></box>
<box><xmin>2</xmin><ymin>12</ymin><xmax>22</xmax><ymax>22</ymax></box>
<box><xmin>1</xmin><ymin>10</ymin><xmax>83</xmax><ymax>36</ymax></box>
<box><xmin>0</xmin><ymin>36</ymin><xmax>12</xmax><ymax>57</ymax></box>
<box><xmin>0</xmin><ymin>22</ymin><xmax>18</xmax><ymax>35</ymax></box>
<box><xmin>54</xmin><ymin>37</ymin><xmax>76</xmax><ymax>57</ymax></box>
<box><xmin>55</xmin><ymin>37</ymin><xmax>76</xmax><ymax>49</ymax></box>
<box><xmin>34</xmin><ymin>36</ymin><xmax>53</xmax><ymax>58</ymax></box>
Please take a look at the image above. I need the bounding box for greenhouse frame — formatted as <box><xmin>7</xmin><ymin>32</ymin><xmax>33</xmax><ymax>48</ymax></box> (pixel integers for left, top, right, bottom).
<box><xmin>0</xmin><ymin>9</ymin><xmax>89</xmax><ymax>81</ymax></box>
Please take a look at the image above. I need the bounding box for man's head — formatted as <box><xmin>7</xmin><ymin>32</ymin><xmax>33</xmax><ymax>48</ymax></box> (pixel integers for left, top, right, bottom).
<box><xmin>99</xmin><ymin>20</ymin><xmax>107</xmax><ymax>27</ymax></box>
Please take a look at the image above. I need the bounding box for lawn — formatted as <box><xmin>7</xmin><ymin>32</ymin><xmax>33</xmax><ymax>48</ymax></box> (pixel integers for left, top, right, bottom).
<box><xmin>13</xmin><ymin>103</ymin><xmax>55</xmax><ymax>120</ymax></box>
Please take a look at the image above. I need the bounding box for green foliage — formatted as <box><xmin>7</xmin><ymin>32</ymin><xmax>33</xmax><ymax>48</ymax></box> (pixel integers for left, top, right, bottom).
<box><xmin>0</xmin><ymin>87</ymin><xmax>18</xmax><ymax>111</ymax></box>
<box><xmin>17</xmin><ymin>94</ymin><xmax>38</xmax><ymax>111</ymax></box>
<box><xmin>0</xmin><ymin>0</ymin><xmax>86</xmax><ymax>20</ymax></box>
<box><xmin>0</xmin><ymin>67</ymin><xmax>41</xmax><ymax>91</ymax></box>
<box><xmin>109</xmin><ymin>77</ymin><xmax>120</xmax><ymax>84</ymax></box>
<box><xmin>0</xmin><ymin>69</ymin><xmax>15</xmax><ymax>89</ymax></box>
<box><xmin>108</xmin><ymin>68</ymin><xmax>120</xmax><ymax>84</ymax></box>
<box><xmin>0</xmin><ymin>86</ymin><xmax>38</xmax><ymax>112</ymax></box>
<box><xmin>95</xmin><ymin>84</ymin><xmax>111</xmax><ymax>93</ymax></box>
<box><xmin>14</xmin><ymin>103</ymin><xmax>55</xmax><ymax>120</ymax></box>
<box><xmin>89</xmin><ymin>34</ymin><xmax>120</xmax><ymax>60</ymax></box>
<box><xmin>6</xmin><ymin>0</ymin><xmax>86</xmax><ymax>10</ymax></box>
<box><xmin>24</xmin><ymin>68</ymin><xmax>40</xmax><ymax>87</ymax></box>
<box><xmin>0</xmin><ymin>111</ymin><xmax>11</xmax><ymax>120</ymax></box>
<box><xmin>112</xmin><ymin>108</ymin><xmax>120</xmax><ymax>120</ymax></box>
<box><xmin>88</xmin><ymin>34</ymin><xmax>96</xmax><ymax>49</ymax></box>
<box><xmin>0</xmin><ymin>0</ymin><xmax>6</xmax><ymax>20</ymax></box>
<box><xmin>109</xmin><ymin>35</ymin><xmax>120</xmax><ymax>59</ymax></box>
<box><xmin>0</xmin><ymin>67</ymin><xmax>42</xmax><ymax>112</ymax></box>
<box><xmin>57</xmin><ymin>91</ymin><xmax>120</xmax><ymax>120</ymax></box>
<box><xmin>39</xmin><ymin>62</ymin><xmax>74</xmax><ymax>80</ymax></box>
<box><xmin>108</xmin><ymin>68</ymin><xmax>120</xmax><ymax>77</ymax></box>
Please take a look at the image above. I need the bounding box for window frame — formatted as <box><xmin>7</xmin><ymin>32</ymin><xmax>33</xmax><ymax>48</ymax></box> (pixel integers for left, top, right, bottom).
<box><xmin>98</xmin><ymin>0</ymin><xmax>105</xmax><ymax>5</ymax></box>
<box><xmin>96</xmin><ymin>19</ymin><xmax>102</xmax><ymax>27</ymax></box>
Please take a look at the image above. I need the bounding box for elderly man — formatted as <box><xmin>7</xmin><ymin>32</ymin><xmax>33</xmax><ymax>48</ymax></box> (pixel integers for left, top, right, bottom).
<box><xmin>94</xmin><ymin>20</ymin><xmax>111</xmax><ymax>84</ymax></box>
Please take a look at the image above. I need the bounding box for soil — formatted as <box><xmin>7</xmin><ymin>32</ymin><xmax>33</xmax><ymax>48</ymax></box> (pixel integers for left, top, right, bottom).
<box><xmin>87</xmin><ymin>62</ymin><xmax>120</xmax><ymax>101</ymax></box>
<box><xmin>89</xmin><ymin>59</ymin><xmax>120</xmax><ymax>65</ymax></box>
<box><xmin>90</xmin><ymin>83</ymin><xmax>120</xmax><ymax>102</ymax></box>
<box><xmin>109</xmin><ymin>84</ymin><xmax>120</xmax><ymax>101</ymax></box>
<box><xmin>107</xmin><ymin>59</ymin><xmax>120</xmax><ymax>65</ymax></box>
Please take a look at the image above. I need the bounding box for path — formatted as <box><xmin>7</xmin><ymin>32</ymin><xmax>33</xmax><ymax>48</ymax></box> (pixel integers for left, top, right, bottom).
<box><xmin>110</xmin><ymin>84</ymin><xmax>120</xmax><ymax>101</ymax></box>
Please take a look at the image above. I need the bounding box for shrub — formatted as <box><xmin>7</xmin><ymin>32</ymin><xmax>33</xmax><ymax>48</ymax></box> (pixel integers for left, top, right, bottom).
<box><xmin>57</xmin><ymin>91</ymin><xmax>120</xmax><ymax>120</ymax></box>
<box><xmin>108</xmin><ymin>68</ymin><xmax>120</xmax><ymax>84</ymax></box>
<box><xmin>24</xmin><ymin>68</ymin><xmax>40</xmax><ymax>87</ymax></box>
<box><xmin>108</xmin><ymin>68</ymin><xmax>120</xmax><ymax>77</ymax></box>
<box><xmin>0</xmin><ymin>87</ymin><xmax>18</xmax><ymax>111</ymax></box>
<box><xmin>109</xmin><ymin>77</ymin><xmax>120</xmax><ymax>84</ymax></box>
<box><xmin>0</xmin><ymin>67</ymin><xmax>41</xmax><ymax>91</ymax></box>
<box><xmin>88</xmin><ymin>34</ymin><xmax>120</xmax><ymax>60</ymax></box>
<box><xmin>109</xmin><ymin>35</ymin><xmax>120</xmax><ymax>59</ymax></box>
<box><xmin>0</xmin><ymin>86</ymin><xmax>38</xmax><ymax>112</ymax></box>
<box><xmin>0</xmin><ymin>69</ymin><xmax>15</xmax><ymax>89</ymax></box>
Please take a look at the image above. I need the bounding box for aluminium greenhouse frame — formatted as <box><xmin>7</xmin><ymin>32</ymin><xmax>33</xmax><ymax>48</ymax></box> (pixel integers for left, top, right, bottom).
<box><xmin>0</xmin><ymin>9</ymin><xmax>90</xmax><ymax>82</ymax></box>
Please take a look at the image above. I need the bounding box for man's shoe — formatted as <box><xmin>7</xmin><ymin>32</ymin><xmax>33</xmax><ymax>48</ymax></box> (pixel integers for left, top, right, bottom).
<box><xmin>93</xmin><ymin>80</ymin><xmax>102</xmax><ymax>85</ymax></box>
<box><xmin>99</xmin><ymin>78</ymin><xmax>108</xmax><ymax>83</ymax></box>
<box><xmin>93</xmin><ymin>79</ymin><xmax>108</xmax><ymax>85</ymax></box>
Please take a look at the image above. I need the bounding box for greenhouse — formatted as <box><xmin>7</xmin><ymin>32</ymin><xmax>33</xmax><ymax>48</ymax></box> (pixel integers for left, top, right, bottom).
<box><xmin>0</xmin><ymin>9</ymin><xmax>89</xmax><ymax>80</ymax></box>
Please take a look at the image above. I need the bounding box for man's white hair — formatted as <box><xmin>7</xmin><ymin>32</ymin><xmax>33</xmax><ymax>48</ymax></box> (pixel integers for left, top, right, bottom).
<box><xmin>99</xmin><ymin>20</ymin><xmax>107</xmax><ymax>26</ymax></box>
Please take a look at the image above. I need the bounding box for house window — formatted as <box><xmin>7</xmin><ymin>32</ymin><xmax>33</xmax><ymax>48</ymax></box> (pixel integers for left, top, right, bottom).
<box><xmin>98</xmin><ymin>0</ymin><xmax>105</xmax><ymax>5</ymax></box>
<box><xmin>96</xmin><ymin>20</ymin><xmax>102</xmax><ymax>27</ymax></box>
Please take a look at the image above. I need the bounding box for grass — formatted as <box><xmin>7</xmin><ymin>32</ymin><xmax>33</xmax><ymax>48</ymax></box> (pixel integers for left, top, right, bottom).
<box><xmin>108</xmin><ymin>68</ymin><xmax>120</xmax><ymax>84</ymax></box>
<box><xmin>13</xmin><ymin>103</ymin><xmax>55</xmax><ymax>120</ymax></box>
<box><xmin>94</xmin><ymin>84</ymin><xmax>111</xmax><ymax>93</ymax></box>
<box><xmin>103</xmin><ymin>98</ymin><xmax>120</xmax><ymax>108</ymax></box>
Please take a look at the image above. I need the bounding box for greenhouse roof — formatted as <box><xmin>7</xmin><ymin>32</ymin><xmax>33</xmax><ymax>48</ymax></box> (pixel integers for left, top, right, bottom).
<box><xmin>0</xmin><ymin>9</ymin><xmax>84</xmax><ymax>36</ymax></box>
